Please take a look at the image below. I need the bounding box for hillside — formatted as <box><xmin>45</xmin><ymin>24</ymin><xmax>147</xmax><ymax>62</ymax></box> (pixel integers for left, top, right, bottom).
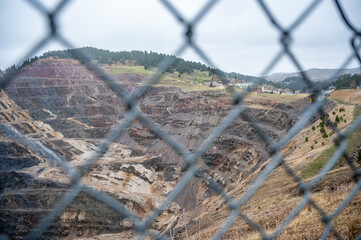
<box><xmin>4</xmin><ymin>48</ymin><xmax>271</xmax><ymax>88</ymax></box>
<box><xmin>0</xmin><ymin>58</ymin><xmax>320</xmax><ymax>239</ymax></box>
<box><xmin>7</xmin><ymin>47</ymin><xmax>361</xmax><ymax>92</ymax></box>
<box><xmin>0</xmin><ymin>55</ymin><xmax>360</xmax><ymax>239</ymax></box>
<box><xmin>264</xmin><ymin>67</ymin><xmax>361</xmax><ymax>82</ymax></box>
<box><xmin>9</xmin><ymin>47</ymin><xmax>217</xmax><ymax>78</ymax></box>
<box><xmin>174</xmin><ymin>92</ymin><xmax>361</xmax><ymax>239</ymax></box>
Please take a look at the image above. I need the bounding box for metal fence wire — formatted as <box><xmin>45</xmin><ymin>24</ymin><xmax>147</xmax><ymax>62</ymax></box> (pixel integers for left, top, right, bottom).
<box><xmin>0</xmin><ymin>0</ymin><xmax>361</xmax><ymax>239</ymax></box>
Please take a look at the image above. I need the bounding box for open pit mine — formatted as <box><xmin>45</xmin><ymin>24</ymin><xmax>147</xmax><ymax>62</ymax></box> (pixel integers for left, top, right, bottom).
<box><xmin>0</xmin><ymin>58</ymin><xmax>338</xmax><ymax>239</ymax></box>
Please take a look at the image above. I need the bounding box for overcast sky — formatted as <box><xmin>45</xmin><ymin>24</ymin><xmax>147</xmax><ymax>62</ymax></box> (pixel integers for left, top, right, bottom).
<box><xmin>0</xmin><ymin>0</ymin><xmax>360</xmax><ymax>76</ymax></box>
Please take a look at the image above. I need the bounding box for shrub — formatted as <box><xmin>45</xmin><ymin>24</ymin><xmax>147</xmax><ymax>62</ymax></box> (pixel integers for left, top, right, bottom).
<box><xmin>322</xmin><ymin>141</ymin><xmax>325</xmax><ymax>146</ymax></box>
<box><xmin>311</xmin><ymin>145</ymin><xmax>314</xmax><ymax>150</ymax></box>
<box><xmin>312</xmin><ymin>126</ymin><xmax>316</xmax><ymax>131</ymax></box>
<box><xmin>320</xmin><ymin>127</ymin><xmax>326</xmax><ymax>134</ymax></box>
<box><xmin>335</xmin><ymin>115</ymin><xmax>340</xmax><ymax>123</ymax></box>
<box><xmin>305</xmin><ymin>137</ymin><xmax>309</xmax><ymax>142</ymax></box>
<box><xmin>322</xmin><ymin>133</ymin><xmax>328</xmax><ymax>139</ymax></box>
<box><xmin>332</xmin><ymin>111</ymin><xmax>336</xmax><ymax>115</ymax></box>
<box><xmin>344</xmin><ymin>119</ymin><xmax>347</xmax><ymax>123</ymax></box>
<box><xmin>314</xmin><ymin>140</ymin><xmax>318</xmax><ymax>144</ymax></box>
<box><xmin>357</xmin><ymin>149</ymin><xmax>361</xmax><ymax>164</ymax></box>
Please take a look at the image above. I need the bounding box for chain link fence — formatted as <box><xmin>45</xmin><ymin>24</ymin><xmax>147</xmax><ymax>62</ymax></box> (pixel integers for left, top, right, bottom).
<box><xmin>0</xmin><ymin>0</ymin><xmax>361</xmax><ymax>239</ymax></box>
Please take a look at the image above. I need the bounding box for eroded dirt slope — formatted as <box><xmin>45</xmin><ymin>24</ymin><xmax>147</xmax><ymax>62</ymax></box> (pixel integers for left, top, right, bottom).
<box><xmin>0</xmin><ymin>58</ymin><xmax>326</xmax><ymax>239</ymax></box>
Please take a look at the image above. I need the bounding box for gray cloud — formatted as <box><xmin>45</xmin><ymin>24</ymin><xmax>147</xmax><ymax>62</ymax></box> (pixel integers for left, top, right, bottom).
<box><xmin>0</xmin><ymin>0</ymin><xmax>360</xmax><ymax>76</ymax></box>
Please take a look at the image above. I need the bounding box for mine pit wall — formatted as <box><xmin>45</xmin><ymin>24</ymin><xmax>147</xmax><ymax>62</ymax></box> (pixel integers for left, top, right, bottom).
<box><xmin>5</xmin><ymin>72</ymin><xmax>303</xmax><ymax>204</ymax></box>
<box><xmin>0</xmin><ymin>59</ymin><xmax>327</xmax><ymax>237</ymax></box>
<box><xmin>0</xmin><ymin>86</ymin><xmax>180</xmax><ymax>238</ymax></box>
<box><xmin>0</xmin><ymin>141</ymin><xmax>183</xmax><ymax>239</ymax></box>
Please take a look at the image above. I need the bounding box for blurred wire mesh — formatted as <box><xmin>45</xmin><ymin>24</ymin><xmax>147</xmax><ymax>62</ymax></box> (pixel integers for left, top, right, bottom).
<box><xmin>0</xmin><ymin>0</ymin><xmax>360</xmax><ymax>239</ymax></box>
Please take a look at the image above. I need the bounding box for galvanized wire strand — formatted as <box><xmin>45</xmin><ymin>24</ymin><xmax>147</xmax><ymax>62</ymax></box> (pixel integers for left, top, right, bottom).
<box><xmin>308</xmin><ymin>200</ymin><xmax>344</xmax><ymax>240</ymax></box>
<box><xmin>141</xmin><ymin>165</ymin><xmax>199</xmax><ymax>234</ymax></box>
<box><xmin>343</xmin><ymin>152</ymin><xmax>361</xmax><ymax>175</ymax></box>
<box><xmin>320</xmin><ymin>222</ymin><xmax>334</xmax><ymax>240</ymax></box>
<box><xmin>288</xmin><ymin>0</ymin><xmax>324</xmax><ymax>31</ymax></box>
<box><xmin>137</xmin><ymin>112</ymin><xmax>191</xmax><ymax>157</ymax></box>
<box><xmin>195</xmin><ymin>170</ymin><xmax>233</xmax><ymax>205</ymax></box>
<box><xmin>55</xmin><ymin>35</ymin><xmax>130</xmax><ymax>99</ymax></box>
<box><xmin>25</xmin><ymin>0</ymin><xmax>49</xmax><ymax>15</ymax></box>
<box><xmin>0</xmin><ymin>35</ymin><xmax>52</xmax><ymax>88</ymax></box>
<box><xmin>333</xmin><ymin>0</ymin><xmax>361</xmax><ymax>34</ymax></box>
<box><xmin>76</xmin><ymin>107</ymin><xmax>139</xmax><ymax>176</ymax></box>
<box><xmin>27</xmin><ymin>183</ymin><xmax>82</xmax><ymax>240</ymax></box>
<box><xmin>273</xmin><ymin>97</ymin><xmax>325</xmax><ymax>151</ymax></box>
<box><xmin>210</xmin><ymin>210</ymin><xmax>240</xmax><ymax>240</ymax></box>
<box><xmin>82</xmin><ymin>185</ymin><xmax>141</xmax><ymax>224</ymax></box>
<box><xmin>190</xmin><ymin>0</ymin><xmax>220</xmax><ymax>26</ymax></box>
<box><xmin>52</xmin><ymin>0</ymin><xmax>72</xmax><ymax>16</ymax></box>
<box><xmin>147</xmin><ymin>230</ymin><xmax>171</xmax><ymax>240</ymax></box>
<box><xmin>189</xmin><ymin>43</ymin><xmax>224</xmax><ymax>84</ymax></box>
<box><xmin>240</xmin><ymin>112</ymin><xmax>276</xmax><ymax>148</ymax></box>
<box><xmin>268</xmin><ymin>192</ymin><xmax>311</xmax><ymax>239</ymax></box>
<box><xmin>237</xmin><ymin>210</ymin><xmax>268</xmax><ymax>239</ymax></box>
<box><xmin>308</xmin><ymin>139</ymin><xmax>348</xmax><ymax>187</ymax></box>
<box><xmin>256</xmin><ymin>0</ymin><xmax>284</xmax><ymax>32</ymax></box>
<box><xmin>0</xmin><ymin>124</ymin><xmax>74</xmax><ymax>174</ymax></box>
<box><xmin>125</xmin><ymin>43</ymin><xmax>188</xmax><ymax>104</ymax></box>
<box><xmin>186</xmin><ymin>102</ymin><xmax>245</xmax><ymax>166</ymax></box>
<box><xmin>158</xmin><ymin>0</ymin><xmax>186</xmax><ymax>24</ymax></box>
<box><xmin>328</xmin><ymin>179</ymin><xmax>361</xmax><ymax>220</ymax></box>
<box><xmin>260</xmin><ymin>49</ymin><xmax>285</xmax><ymax>77</ymax></box>
<box><xmin>211</xmin><ymin>151</ymin><xmax>284</xmax><ymax>239</ymax></box>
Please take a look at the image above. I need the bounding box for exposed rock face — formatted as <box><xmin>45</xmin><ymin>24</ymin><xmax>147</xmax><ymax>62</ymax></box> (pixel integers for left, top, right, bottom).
<box><xmin>0</xmin><ymin>84</ymin><xmax>180</xmax><ymax>239</ymax></box>
<box><xmin>0</xmin><ymin>59</ymin><xmax>310</xmax><ymax>239</ymax></box>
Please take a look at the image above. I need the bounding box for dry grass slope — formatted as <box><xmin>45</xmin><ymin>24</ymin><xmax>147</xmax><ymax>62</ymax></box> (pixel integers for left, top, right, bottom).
<box><xmin>102</xmin><ymin>64</ymin><xmax>221</xmax><ymax>91</ymax></box>
<box><xmin>178</xmin><ymin>91</ymin><xmax>361</xmax><ymax>240</ymax></box>
<box><xmin>330</xmin><ymin>89</ymin><xmax>361</xmax><ymax>105</ymax></box>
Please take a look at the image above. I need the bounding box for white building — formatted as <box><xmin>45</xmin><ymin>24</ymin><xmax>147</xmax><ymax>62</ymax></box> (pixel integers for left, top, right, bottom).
<box><xmin>235</xmin><ymin>82</ymin><xmax>253</xmax><ymax>89</ymax></box>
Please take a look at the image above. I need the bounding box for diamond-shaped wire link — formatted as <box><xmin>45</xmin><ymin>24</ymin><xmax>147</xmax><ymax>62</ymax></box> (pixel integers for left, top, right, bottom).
<box><xmin>0</xmin><ymin>0</ymin><xmax>360</xmax><ymax>239</ymax></box>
